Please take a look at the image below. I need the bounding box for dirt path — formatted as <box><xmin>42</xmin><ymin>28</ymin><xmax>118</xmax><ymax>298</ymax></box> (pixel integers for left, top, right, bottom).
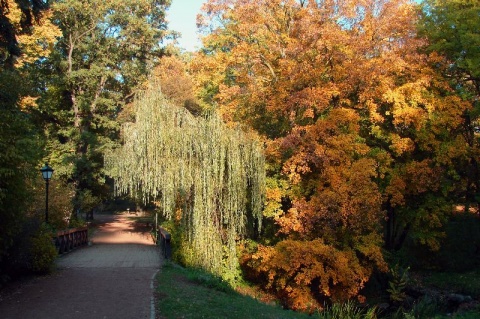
<box><xmin>0</xmin><ymin>213</ymin><xmax>163</xmax><ymax>319</ymax></box>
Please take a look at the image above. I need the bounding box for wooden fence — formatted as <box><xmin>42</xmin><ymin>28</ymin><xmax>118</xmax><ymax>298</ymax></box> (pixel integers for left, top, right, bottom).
<box><xmin>53</xmin><ymin>227</ymin><xmax>88</xmax><ymax>254</ymax></box>
<box><xmin>157</xmin><ymin>227</ymin><xmax>171</xmax><ymax>259</ymax></box>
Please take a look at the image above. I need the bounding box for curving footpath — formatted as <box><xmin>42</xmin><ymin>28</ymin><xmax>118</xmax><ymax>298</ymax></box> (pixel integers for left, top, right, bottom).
<box><xmin>0</xmin><ymin>213</ymin><xmax>163</xmax><ymax>319</ymax></box>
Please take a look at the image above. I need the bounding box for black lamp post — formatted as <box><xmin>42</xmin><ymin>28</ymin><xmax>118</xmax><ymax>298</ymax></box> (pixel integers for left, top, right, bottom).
<box><xmin>40</xmin><ymin>163</ymin><xmax>54</xmax><ymax>223</ymax></box>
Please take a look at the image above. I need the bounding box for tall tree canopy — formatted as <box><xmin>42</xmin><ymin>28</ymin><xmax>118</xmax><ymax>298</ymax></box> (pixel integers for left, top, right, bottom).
<box><xmin>107</xmin><ymin>83</ymin><xmax>265</xmax><ymax>280</ymax></box>
<box><xmin>192</xmin><ymin>0</ymin><xmax>474</xmax><ymax>309</ymax></box>
<box><xmin>38</xmin><ymin>0</ymin><xmax>171</xmax><ymax>214</ymax></box>
<box><xmin>420</xmin><ymin>0</ymin><xmax>480</xmax><ymax>97</ymax></box>
<box><xmin>419</xmin><ymin>0</ymin><xmax>480</xmax><ymax>210</ymax></box>
<box><xmin>0</xmin><ymin>0</ymin><xmax>60</xmax><ymax>274</ymax></box>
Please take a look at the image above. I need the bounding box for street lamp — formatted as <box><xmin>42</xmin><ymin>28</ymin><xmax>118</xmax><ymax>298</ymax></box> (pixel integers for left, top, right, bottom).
<box><xmin>40</xmin><ymin>163</ymin><xmax>54</xmax><ymax>223</ymax></box>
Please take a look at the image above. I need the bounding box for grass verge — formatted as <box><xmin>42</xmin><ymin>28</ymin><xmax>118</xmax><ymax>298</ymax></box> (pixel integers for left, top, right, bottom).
<box><xmin>433</xmin><ymin>310</ymin><xmax>480</xmax><ymax>319</ymax></box>
<box><xmin>155</xmin><ymin>263</ymin><xmax>480</xmax><ymax>319</ymax></box>
<box><xmin>155</xmin><ymin>262</ymin><xmax>312</xmax><ymax>319</ymax></box>
<box><xmin>423</xmin><ymin>270</ymin><xmax>480</xmax><ymax>296</ymax></box>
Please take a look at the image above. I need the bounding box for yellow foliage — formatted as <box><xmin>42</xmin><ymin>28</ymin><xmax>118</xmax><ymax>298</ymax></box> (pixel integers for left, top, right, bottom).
<box><xmin>390</xmin><ymin>134</ymin><xmax>415</xmax><ymax>156</ymax></box>
<box><xmin>263</xmin><ymin>181</ymin><xmax>286</xmax><ymax>219</ymax></box>
<box><xmin>18</xmin><ymin>95</ymin><xmax>39</xmax><ymax>110</ymax></box>
<box><xmin>4</xmin><ymin>0</ymin><xmax>61</xmax><ymax>68</ymax></box>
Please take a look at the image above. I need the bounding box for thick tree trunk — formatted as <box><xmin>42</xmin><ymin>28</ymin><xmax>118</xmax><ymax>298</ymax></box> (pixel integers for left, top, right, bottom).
<box><xmin>385</xmin><ymin>200</ymin><xmax>410</xmax><ymax>251</ymax></box>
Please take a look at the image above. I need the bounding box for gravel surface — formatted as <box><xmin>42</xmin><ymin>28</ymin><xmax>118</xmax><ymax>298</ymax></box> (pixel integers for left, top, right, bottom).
<box><xmin>0</xmin><ymin>213</ymin><xmax>163</xmax><ymax>319</ymax></box>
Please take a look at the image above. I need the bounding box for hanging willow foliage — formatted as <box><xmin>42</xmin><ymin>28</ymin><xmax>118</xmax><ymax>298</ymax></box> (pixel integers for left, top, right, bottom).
<box><xmin>106</xmin><ymin>82</ymin><xmax>265</xmax><ymax>278</ymax></box>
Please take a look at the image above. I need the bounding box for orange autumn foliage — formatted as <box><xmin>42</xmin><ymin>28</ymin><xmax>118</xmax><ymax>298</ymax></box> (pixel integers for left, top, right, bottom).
<box><xmin>193</xmin><ymin>0</ymin><xmax>475</xmax><ymax>310</ymax></box>
<box><xmin>242</xmin><ymin>239</ymin><xmax>381</xmax><ymax>312</ymax></box>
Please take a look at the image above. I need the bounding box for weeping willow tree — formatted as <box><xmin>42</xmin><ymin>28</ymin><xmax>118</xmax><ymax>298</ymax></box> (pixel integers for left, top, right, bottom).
<box><xmin>106</xmin><ymin>83</ymin><xmax>265</xmax><ymax>278</ymax></box>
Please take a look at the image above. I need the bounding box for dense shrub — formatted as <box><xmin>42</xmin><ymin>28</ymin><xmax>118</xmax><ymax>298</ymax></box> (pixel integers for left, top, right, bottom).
<box><xmin>241</xmin><ymin>239</ymin><xmax>385</xmax><ymax>312</ymax></box>
<box><xmin>394</xmin><ymin>212</ymin><xmax>480</xmax><ymax>272</ymax></box>
<box><xmin>28</xmin><ymin>223</ymin><xmax>57</xmax><ymax>273</ymax></box>
<box><xmin>29</xmin><ymin>178</ymin><xmax>75</xmax><ymax>230</ymax></box>
<box><xmin>437</xmin><ymin>213</ymin><xmax>480</xmax><ymax>272</ymax></box>
<box><xmin>1</xmin><ymin>219</ymin><xmax>57</xmax><ymax>280</ymax></box>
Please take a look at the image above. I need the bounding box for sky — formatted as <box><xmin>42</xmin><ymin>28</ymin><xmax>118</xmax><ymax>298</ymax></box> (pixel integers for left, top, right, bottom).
<box><xmin>166</xmin><ymin>0</ymin><xmax>206</xmax><ymax>52</ymax></box>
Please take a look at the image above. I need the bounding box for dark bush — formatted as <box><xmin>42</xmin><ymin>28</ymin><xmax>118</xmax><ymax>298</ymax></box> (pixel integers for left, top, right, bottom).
<box><xmin>394</xmin><ymin>212</ymin><xmax>480</xmax><ymax>272</ymax></box>
<box><xmin>437</xmin><ymin>213</ymin><xmax>480</xmax><ymax>272</ymax></box>
<box><xmin>28</xmin><ymin>223</ymin><xmax>57</xmax><ymax>274</ymax></box>
<box><xmin>1</xmin><ymin>219</ymin><xmax>57</xmax><ymax>281</ymax></box>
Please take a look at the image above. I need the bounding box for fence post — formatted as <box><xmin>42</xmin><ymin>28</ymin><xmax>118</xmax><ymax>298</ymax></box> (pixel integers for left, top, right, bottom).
<box><xmin>158</xmin><ymin>227</ymin><xmax>171</xmax><ymax>259</ymax></box>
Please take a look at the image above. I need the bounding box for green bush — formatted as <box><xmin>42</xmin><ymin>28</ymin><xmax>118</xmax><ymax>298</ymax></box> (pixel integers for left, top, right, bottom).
<box><xmin>318</xmin><ymin>301</ymin><xmax>377</xmax><ymax>319</ymax></box>
<box><xmin>437</xmin><ymin>213</ymin><xmax>480</xmax><ymax>271</ymax></box>
<box><xmin>387</xmin><ymin>265</ymin><xmax>410</xmax><ymax>305</ymax></box>
<box><xmin>390</xmin><ymin>213</ymin><xmax>480</xmax><ymax>272</ymax></box>
<box><xmin>2</xmin><ymin>219</ymin><xmax>57</xmax><ymax>278</ymax></box>
<box><xmin>407</xmin><ymin>296</ymin><xmax>442</xmax><ymax>319</ymax></box>
<box><xmin>28</xmin><ymin>223</ymin><xmax>57</xmax><ymax>274</ymax></box>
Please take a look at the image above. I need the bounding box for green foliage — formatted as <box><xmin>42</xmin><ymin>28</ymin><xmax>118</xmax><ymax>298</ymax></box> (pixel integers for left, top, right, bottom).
<box><xmin>408</xmin><ymin>296</ymin><xmax>443</xmax><ymax>319</ymax></box>
<box><xmin>396</xmin><ymin>212</ymin><xmax>480</xmax><ymax>272</ymax></box>
<box><xmin>318</xmin><ymin>301</ymin><xmax>377</xmax><ymax>319</ymax></box>
<box><xmin>107</xmin><ymin>84</ymin><xmax>265</xmax><ymax>280</ymax></box>
<box><xmin>420</xmin><ymin>0</ymin><xmax>480</xmax><ymax>83</ymax></box>
<box><xmin>74</xmin><ymin>189</ymin><xmax>99</xmax><ymax>216</ymax></box>
<box><xmin>387</xmin><ymin>265</ymin><xmax>410</xmax><ymax>305</ymax></box>
<box><xmin>161</xmin><ymin>217</ymin><xmax>198</xmax><ymax>270</ymax></box>
<box><xmin>29</xmin><ymin>223</ymin><xmax>57</xmax><ymax>274</ymax></box>
<box><xmin>388</xmin><ymin>296</ymin><xmax>442</xmax><ymax>319</ymax></box>
<box><xmin>437</xmin><ymin>213</ymin><xmax>480</xmax><ymax>272</ymax></box>
<box><xmin>27</xmin><ymin>177</ymin><xmax>75</xmax><ymax>231</ymax></box>
<box><xmin>36</xmin><ymin>0</ymin><xmax>172</xmax><ymax>215</ymax></box>
<box><xmin>186</xmin><ymin>267</ymin><xmax>234</xmax><ymax>294</ymax></box>
<box><xmin>419</xmin><ymin>0</ymin><xmax>480</xmax><ymax>211</ymax></box>
<box><xmin>433</xmin><ymin>308</ymin><xmax>480</xmax><ymax>319</ymax></box>
<box><xmin>424</xmin><ymin>270</ymin><xmax>480</xmax><ymax>297</ymax></box>
<box><xmin>0</xmin><ymin>69</ymin><xmax>43</xmax><ymax>277</ymax></box>
<box><xmin>1</xmin><ymin>219</ymin><xmax>56</xmax><ymax>280</ymax></box>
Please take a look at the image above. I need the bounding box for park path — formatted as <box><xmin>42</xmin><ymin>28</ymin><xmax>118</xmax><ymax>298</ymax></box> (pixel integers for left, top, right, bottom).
<box><xmin>0</xmin><ymin>213</ymin><xmax>163</xmax><ymax>319</ymax></box>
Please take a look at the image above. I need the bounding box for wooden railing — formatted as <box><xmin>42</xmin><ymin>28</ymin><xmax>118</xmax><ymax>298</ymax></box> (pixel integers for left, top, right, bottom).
<box><xmin>53</xmin><ymin>227</ymin><xmax>88</xmax><ymax>254</ymax></box>
<box><xmin>157</xmin><ymin>227</ymin><xmax>171</xmax><ymax>259</ymax></box>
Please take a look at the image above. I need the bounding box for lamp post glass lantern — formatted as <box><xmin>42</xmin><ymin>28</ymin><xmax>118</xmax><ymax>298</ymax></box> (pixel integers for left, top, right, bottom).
<box><xmin>40</xmin><ymin>163</ymin><xmax>54</xmax><ymax>223</ymax></box>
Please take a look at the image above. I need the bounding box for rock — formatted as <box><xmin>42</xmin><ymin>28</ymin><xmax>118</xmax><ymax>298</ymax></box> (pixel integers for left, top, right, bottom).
<box><xmin>446</xmin><ymin>293</ymin><xmax>473</xmax><ymax>312</ymax></box>
<box><xmin>447</xmin><ymin>293</ymin><xmax>472</xmax><ymax>305</ymax></box>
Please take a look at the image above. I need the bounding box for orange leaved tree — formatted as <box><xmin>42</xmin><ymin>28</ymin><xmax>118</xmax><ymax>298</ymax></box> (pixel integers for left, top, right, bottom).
<box><xmin>192</xmin><ymin>0</ymin><xmax>473</xmax><ymax>310</ymax></box>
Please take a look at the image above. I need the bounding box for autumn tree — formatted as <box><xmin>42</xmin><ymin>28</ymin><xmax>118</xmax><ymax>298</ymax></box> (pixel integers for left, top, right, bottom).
<box><xmin>151</xmin><ymin>55</ymin><xmax>203</xmax><ymax>115</ymax></box>
<box><xmin>193</xmin><ymin>0</ymin><xmax>474</xmax><ymax>309</ymax></box>
<box><xmin>0</xmin><ymin>0</ymin><xmax>59</xmax><ymax>69</ymax></box>
<box><xmin>37</xmin><ymin>0</ymin><xmax>171</xmax><ymax>216</ymax></box>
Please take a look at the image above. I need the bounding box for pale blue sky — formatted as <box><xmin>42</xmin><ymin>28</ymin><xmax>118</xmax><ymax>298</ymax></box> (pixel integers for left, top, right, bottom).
<box><xmin>167</xmin><ymin>0</ymin><xmax>206</xmax><ymax>52</ymax></box>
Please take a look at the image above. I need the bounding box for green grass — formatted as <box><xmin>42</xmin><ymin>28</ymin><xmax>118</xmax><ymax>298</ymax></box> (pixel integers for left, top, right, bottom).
<box><xmin>433</xmin><ymin>309</ymin><xmax>480</xmax><ymax>319</ymax></box>
<box><xmin>155</xmin><ymin>264</ymin><xmax>480</xmax><ymax>319</ymax></box>
<box><xmin>423</xmin><ymin>270</ymin><xmax>480</xmax><ymax>296</ymax></box>
<box><xmin>155</xmin><ymin>262</ymin><xmax>312</xmax><ymax>319</ymax></box>
<box><xmin>406</xmin><ymin>270</ymin><xmax>480</xmax><ymax>319</ymax></box>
